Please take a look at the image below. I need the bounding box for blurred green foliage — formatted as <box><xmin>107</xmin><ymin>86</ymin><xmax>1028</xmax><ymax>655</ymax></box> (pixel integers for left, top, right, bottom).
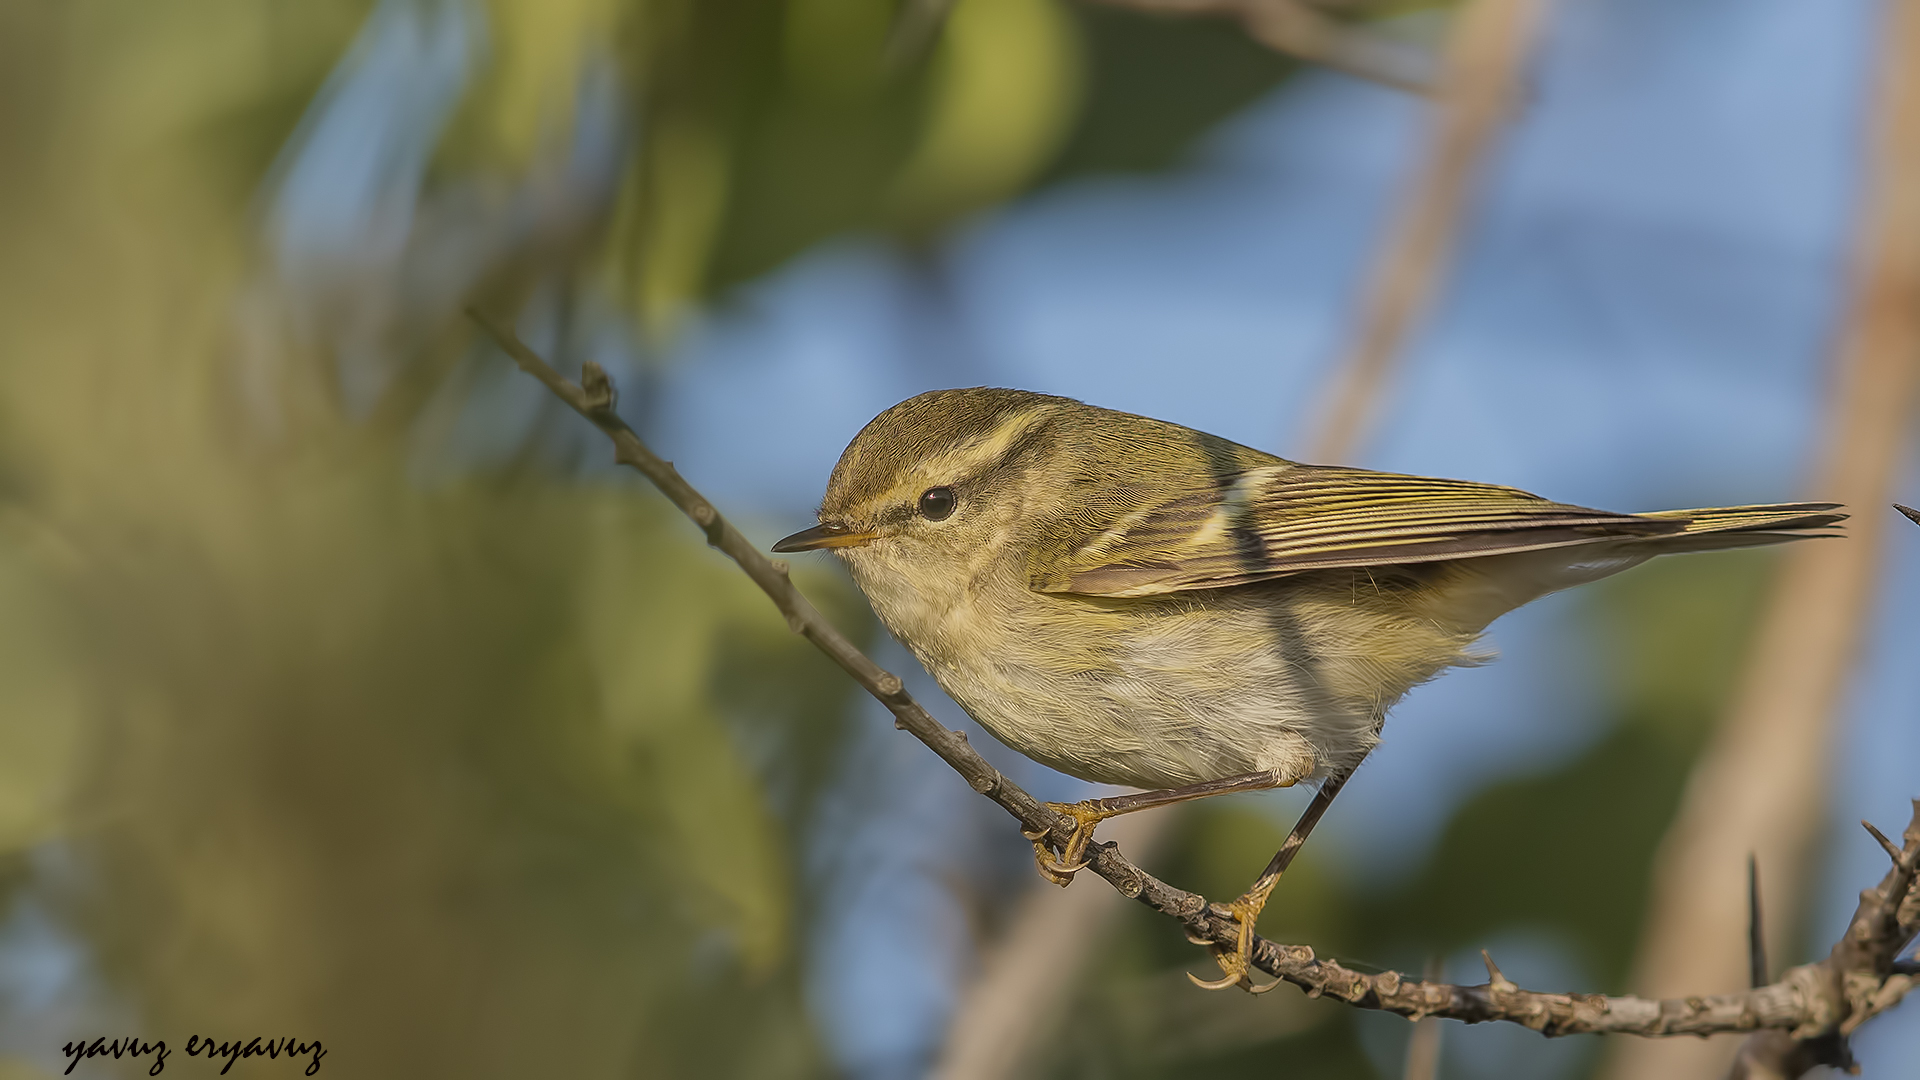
<box><xmin>442</xmin><ymin>0</ymin><xmax>1297</xmax><ymax>336</ymax></box>
<box><xmin>0</xmin><ymin>0</ymin><xmax>1312</xmax><ymax>1076</ymax></box>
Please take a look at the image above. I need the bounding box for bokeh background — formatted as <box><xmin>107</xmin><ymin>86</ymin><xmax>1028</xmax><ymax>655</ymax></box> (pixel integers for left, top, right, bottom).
<box><xmin>0</xmin><ymin>0</ymin><xmax>1914</xmax><ymax>1078</ymax></box>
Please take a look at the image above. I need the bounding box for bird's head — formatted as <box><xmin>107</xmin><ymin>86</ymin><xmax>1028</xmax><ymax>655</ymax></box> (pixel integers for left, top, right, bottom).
<box><xmin>772</xmin><ymin>388</ymin><xmax>1076</xmax><ymax>582</ymax></box>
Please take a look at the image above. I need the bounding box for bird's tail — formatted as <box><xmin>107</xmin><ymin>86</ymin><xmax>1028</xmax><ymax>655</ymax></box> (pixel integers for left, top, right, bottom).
<box><xmin>1633</xmin><ymin>502</ymin><xmax>1846</xmax><ymax>553</ymax></box>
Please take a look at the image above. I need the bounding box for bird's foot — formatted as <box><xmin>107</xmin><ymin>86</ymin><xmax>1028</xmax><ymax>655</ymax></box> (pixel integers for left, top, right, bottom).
<box><xmin>1020</xmin><ymin>801</ymin><xmax>1113</xmax><ymax>887</ymax></box>
<box><xmin>1188</xmin><ymin>878</ymin><xmax>1282</xmax><ymax>994</ymax></box>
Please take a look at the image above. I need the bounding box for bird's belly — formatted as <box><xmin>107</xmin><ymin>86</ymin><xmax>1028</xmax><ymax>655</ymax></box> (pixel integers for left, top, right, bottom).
<box><xmin>859</xmin><ymin>563</ymin><xmax>1465</xmax><ymax>792</ymax></box>
<box><xmin>922</xmin><ymin>621</ymin><xmax>1346</xmax><ymax>791</ymax></box>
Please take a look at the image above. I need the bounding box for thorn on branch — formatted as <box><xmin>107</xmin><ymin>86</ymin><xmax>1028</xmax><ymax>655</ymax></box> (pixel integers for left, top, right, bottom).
<box><xmin>1482</xmin><ymin>949</ymin><xmax>1516</xmax><ymax>992</ymax></box>
<box><xmin>1895</xmin><ymin>503</ymin><xmax>1920</xmax><ymax>526</ymax></box>
<box><xmin>1865</xmin><ymin>819</ymin><xmax>1905</xmax><ymax>864</ymax></box>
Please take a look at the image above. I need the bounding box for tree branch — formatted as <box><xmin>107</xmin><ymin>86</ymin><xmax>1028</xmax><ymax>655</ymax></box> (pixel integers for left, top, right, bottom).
<box><xmin>1083</xmin><ymin>0</ymin><xmax>1438</xmax><ymax>96</ymax></box>
<box><xmin>466</xmin><ymin>307</ymin><xmax>1918</xmax><ymax>1046</ymax></box>
<box><xmin>890</xmin><ymin>0</ymin><xmax>1435</xmax><ymax>94</ymax></box>
<box><xmin>1302</xmin><ymin>0</ymin><xmax>1543</xmax><ymax>462</ymax></box>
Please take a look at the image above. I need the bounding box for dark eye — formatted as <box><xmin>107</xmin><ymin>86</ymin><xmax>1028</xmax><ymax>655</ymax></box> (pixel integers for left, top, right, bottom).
<box><xmin>918</xmin><ymin>487</ymin><xmax>957</xmax><ymax>521</ymax></box>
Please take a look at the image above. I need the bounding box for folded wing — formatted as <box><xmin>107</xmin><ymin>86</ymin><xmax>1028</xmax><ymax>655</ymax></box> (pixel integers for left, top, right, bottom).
<box><xmin>1034</xmin><ymin>464</ymin><xmax>1843</xmax><ymax>598</ymax></box>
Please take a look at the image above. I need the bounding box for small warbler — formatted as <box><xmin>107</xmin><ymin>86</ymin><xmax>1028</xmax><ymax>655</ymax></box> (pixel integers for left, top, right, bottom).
<box><xmin>773</xmin><ymin>388</ymin><xmax>1842</xmax><ymax>990</ymax></box>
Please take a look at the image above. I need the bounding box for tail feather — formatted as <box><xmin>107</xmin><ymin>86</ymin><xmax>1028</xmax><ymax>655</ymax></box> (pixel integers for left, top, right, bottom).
<box><xmin>1635</xmin><ymin>502</ymin><xmax>1846</xmax><ymax>552</ymax></box>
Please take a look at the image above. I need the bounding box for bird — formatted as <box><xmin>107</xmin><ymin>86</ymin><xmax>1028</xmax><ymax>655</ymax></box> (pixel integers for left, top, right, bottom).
<box><xmin>772</xmin><ymin>387</ymin><xmax>1844</xmax><ymax>990</ymax></box>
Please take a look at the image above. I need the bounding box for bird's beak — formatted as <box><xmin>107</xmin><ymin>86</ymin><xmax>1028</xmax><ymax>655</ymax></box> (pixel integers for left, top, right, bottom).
<box><xmin>771</xmin><ymin>522</ymin><xmax>878</xmax><ymax>552</ymax></box>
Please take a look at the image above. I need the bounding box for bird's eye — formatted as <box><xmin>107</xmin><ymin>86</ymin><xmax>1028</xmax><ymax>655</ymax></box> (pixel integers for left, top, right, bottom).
<box><xmin>918</xmin><ymin>487</ymin><xmax>957</xmax><ymax>521</ymax></box>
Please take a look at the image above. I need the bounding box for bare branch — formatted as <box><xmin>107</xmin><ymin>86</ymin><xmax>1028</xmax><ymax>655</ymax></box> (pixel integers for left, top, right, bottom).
<box><xmin>1749</xmin><ymin>855</ymin><xmax>1769</xmax><ymax>989</ymax></box>
<box><xmin>933</xmin><ymin>812</ymin><xmax>1167</xmax><ymax>1080</ymax></box>
<box><xmin>889</xmin><ymin>0</ymin><xmax>1434</xmax><ymax>93</ymax></box>
<box><xmin>1400</xmin><ymin>957</ymin><xmax>1444</xmax><ymax>1080</ymax></box>
<box><xmin>885</xmin><ymin>0</ymin><xmax>958</xmax><ymax>68</ymax></box>
<box><xmin>467</xmin><ymin>307</ymin><xmax>1918</xmax><ymax>1047</ymax></box>
<box><xmin>1303</xmin><ymin>0</ymin><xmax>1544</xmax><ymax>462</ymax></box>
<box><xmin>1085</xmin><ymin>0</ymin><xmax>1437</xmax><ymax>95</ymax></box>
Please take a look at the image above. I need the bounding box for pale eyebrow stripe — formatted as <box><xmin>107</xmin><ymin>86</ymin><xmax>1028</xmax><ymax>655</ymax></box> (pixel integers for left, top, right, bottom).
<box><xmin>921</xmin><ymin>408</ymin><xmax>1051</xmax><ymax>481</ymax></box>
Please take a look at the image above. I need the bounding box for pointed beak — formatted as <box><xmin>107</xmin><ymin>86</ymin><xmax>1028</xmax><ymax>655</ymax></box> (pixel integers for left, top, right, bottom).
<box><xmin>771</xmin><ymin>522</ymin><xmax>878</xmax><ymax>553</ymax></box>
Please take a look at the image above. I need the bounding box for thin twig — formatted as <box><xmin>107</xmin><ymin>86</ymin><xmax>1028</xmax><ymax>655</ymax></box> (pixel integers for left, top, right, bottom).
<box><xmin>1086</xmin><ymin>0</ymin><xmax>1438</xmax><ymax>95</ymax></box>
<box><xmin>932</xmin><ymin>812</ymin><xmax>1167</xmax><ymax>1080</ymax></box>
<box><xmin>1303</xmin><ymin>0</ymin><xmax>1543</xmax><ymax>463</ymax></box>
<box><xmin>467</xmin><ymin>307</ymin><xmax>1918</xmax><ymax>1044</ymax></box>
<box><xmin>1749</xmin><ymin>855</ymin><xmax>1768</xmax><ymax>989</ymax></box>
<box><xmin>885</xmin><ymin>0</ymin><xmax>957</xmax><ymax>68</ymax></box>
<box><xmin>1401</xmin><ymin>956</ymin><xmax>1445</xmax><ymax>1080</ymax></box>
<box><xmin>890</xmin><ymin>0</ymin><xmax>1435</xmax><ymax>93</ymax></box>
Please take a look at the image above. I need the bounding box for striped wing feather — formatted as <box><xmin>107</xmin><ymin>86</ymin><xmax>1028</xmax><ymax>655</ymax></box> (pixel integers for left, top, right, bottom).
<box><xmin>1043</xmin><ymin>465</ymin><xmax>1842</xmax><ymax>598</ymax></box>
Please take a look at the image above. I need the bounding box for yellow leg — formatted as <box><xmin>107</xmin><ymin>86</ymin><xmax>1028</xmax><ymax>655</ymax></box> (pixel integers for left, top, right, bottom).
<box><xmin>1020</xmin><ymin>769</ymin><xmax>1290</xmax><ymax>887</ymax></box>
<box><xmin>1188</xmin><ymin>873</ymin><xmax>1283</xmax><ymax>993</ymax></box>
<box><xmin>1187</xmin><ymin>769</ymin><xmax>1354</xmax><ymax>993</ymax></box>
<box><xmin>1021</xmin><ymin>801</ymin><xmax>1110</xmax><ymax>886</ymax></box>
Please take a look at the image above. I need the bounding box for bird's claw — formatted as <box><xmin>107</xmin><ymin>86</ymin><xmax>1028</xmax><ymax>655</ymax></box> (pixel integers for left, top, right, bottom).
<box><xmin>1024</xmin><ymin>801</ymin><xmax>1109</xmax><ymax>886</ymax></box>
<box><xmin>1188</xmin><ymin>887</ymin><xmax>1280</xmax><ymax>993</ymax></box>
<box><xmin>1186</xmin><ymin>963</ymin><xmax>1246</xmax><ymax>991</ymax></box>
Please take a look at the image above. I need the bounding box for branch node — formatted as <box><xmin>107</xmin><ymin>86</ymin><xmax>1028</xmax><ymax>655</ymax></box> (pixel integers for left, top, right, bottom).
<box><xmin>875</xmin><ymin>673</ymin><xmax>904</xmax><ymax>697</ymax></box>
<box><xmin>580</xmin><ymin>361</ymin><xmax>617</xmax><ymax>413</ymax></box>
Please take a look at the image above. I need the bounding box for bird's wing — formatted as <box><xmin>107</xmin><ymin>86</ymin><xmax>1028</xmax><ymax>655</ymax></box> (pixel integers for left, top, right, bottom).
<box><xmin>1033</xmin><ymin>464</ymin><xmax>1688</xmax><ymax>598</ymax></box>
